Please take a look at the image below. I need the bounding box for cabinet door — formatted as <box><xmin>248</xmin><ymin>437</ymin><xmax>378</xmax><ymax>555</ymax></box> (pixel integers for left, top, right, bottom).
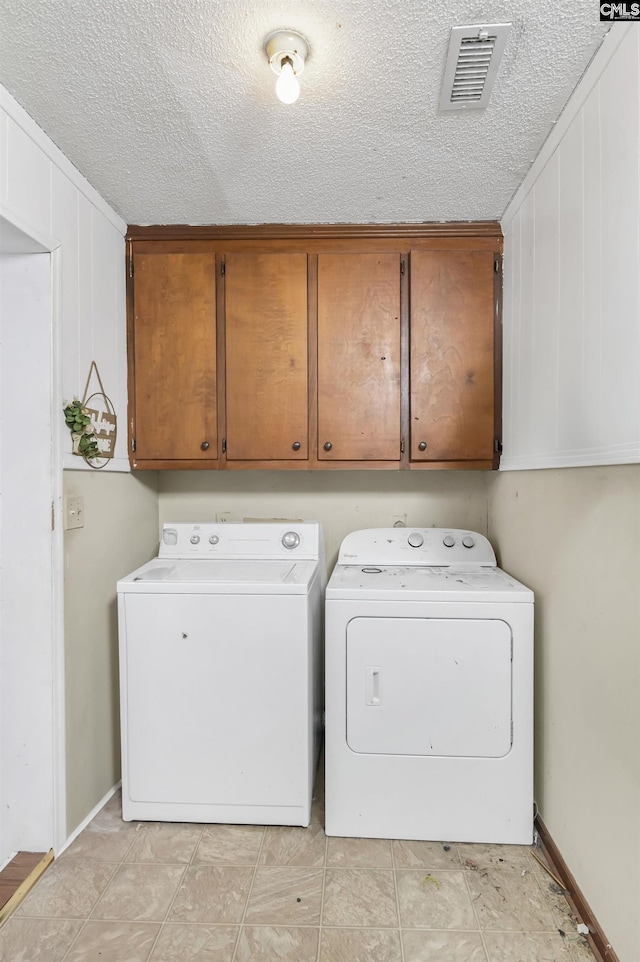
<box><xmin>225</xmin><ymin>253</ymin><xmax>308</xmax><ymax>460</ymax></box>
<box><xmin>317</xmin><ymin>253</ymin><xmax>401</xmax><ymax>461</ymax></box>
<box><xmin>410</xmin><ymin>250</ymin><xmax>495</xmax><ymax>461</ymax></box>
<box><xmin>132</xmin><ymin>253</ymin><xmax>217</xmax><ymax>461</ymax></box>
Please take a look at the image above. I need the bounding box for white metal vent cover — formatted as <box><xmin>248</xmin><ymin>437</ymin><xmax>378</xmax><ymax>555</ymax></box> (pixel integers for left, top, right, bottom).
<box><xmin>439</xmin><ymin>23</ymin><xmax>512</xmax><ymax>111</ymax></box>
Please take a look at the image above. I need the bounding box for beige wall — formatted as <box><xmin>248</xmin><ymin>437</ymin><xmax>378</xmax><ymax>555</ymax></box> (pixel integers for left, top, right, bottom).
<box><xmin>488</xmin><ymin>466</ymin><xmax>640</xmax><ymax>962</ymax></box>
<box><xmin>63</xmin><ymin>469</ymin><xmax>159</xmax><ymax>834</ymax></box>
<box><xmin>158</xmin><ymin>470</ymin><xmax>490</xmax><ymax>573</ymax></box>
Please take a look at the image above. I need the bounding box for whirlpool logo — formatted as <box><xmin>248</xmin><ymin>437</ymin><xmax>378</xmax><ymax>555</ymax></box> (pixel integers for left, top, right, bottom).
<box><xmin>600</xmin><ymin>2</ymin><xmax>640</xmax><ymax>18</ymax></box>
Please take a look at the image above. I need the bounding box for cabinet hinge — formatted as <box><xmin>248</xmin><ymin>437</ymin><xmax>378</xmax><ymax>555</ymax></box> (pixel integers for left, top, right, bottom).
<box><xmin>128</xmin><ymin>241</ymin><xmax>134</xmax><ymax>278</ymax></box>
<box><xmin>222</xmin><ymin>437</ymin><xmax>227</xmax><ymax>453</ymax></box>
<box><xmin>494</xmin><ymin>256</ymin><xmax>500</xmax><ymax>274</ymax></box>
<box><xmin>220</xmin><ymin>261</ymin><xmax>225</xmax><ymax>276</ymax></box>
<box><xmin>400</xmin><ymin>259</ymin><xmax>406</xmax><ymax>275</ymax></box>
<box><xmin>494</xmin><ymin>438</ymin><xmax>503</xmax><ymax>454</ymax></box>
<box><xmin>131</xmin><ymin>437</ymin><xmax>136</xmax><ymax>452</ymax></box>
<box><xmin>400</xmin><ymin>438</ymin><xmax>405</xmax><ymax>454</ymax></box>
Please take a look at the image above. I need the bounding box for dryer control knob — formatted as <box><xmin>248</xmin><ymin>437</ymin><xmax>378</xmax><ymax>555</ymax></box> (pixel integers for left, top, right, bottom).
<box><xmin>462</xmin><ymin>535</ymin><xmax>475</xmax><ymax>548</ymax></box>
<box><xmin>209</xmin><ymin>535</ymin><xmax>219</xmax><ymax>545</ymax></box>
<box><xmin>443</xmin><ymin>535</ymin><xmax>456</xmax><ymax>548</ymax></box>
<box><xmin>190</xmin><ymin>535</ymin><xmax>200</xmax><ymax>544</ymax></box>
<box><xmin>407</xmin><ymin>532</ymin><xmax>424</xmax><ymax>548</ymax></box>
<box><xmin>282</xmin><ymin>531</ymin><xmax>300</xmax><ymax>549</ymax></box>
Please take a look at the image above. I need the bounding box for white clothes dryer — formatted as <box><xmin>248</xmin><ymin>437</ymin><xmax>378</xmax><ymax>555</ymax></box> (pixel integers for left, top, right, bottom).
<box><xmin>325</xmin><ymin>527</ymin><xmax>534</xmax><ymax>844</ymax></box>
<box><xmin>117</xmin><ymin>521</ymin><xmax>324</xmax><ymax>826</ymax></box>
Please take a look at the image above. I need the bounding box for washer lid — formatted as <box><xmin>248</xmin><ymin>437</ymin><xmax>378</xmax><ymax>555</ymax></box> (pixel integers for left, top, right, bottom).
<box><xmin>117</xmin><ymin>558</ymin><xmax>318</xmax><ymax>594</ymax></box>
<box><xmin>326</xmin><ymin>564</ymin><xmax>533</xmax><ymax>603</ymax></box>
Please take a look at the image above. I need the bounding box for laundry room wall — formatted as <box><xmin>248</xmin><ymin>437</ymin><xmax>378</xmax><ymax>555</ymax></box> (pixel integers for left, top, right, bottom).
<box><xmin>0</xmin><ymin>84</ymin><xmax>160</xmax><ymax>842</ymax></box>
<box><xmin>157</xmin><ymin>470</ymin><xmax>490</xmax><ymax>572</ymax></box>
<box><xmin>63</xmin><ymin>470</ymin><xmax>158</xmax><ymax>833</ymax></box>
<box><xmin>493</xmin><ymin>26</ymin><xmax>640</xmax><ymax>962</ymax></box>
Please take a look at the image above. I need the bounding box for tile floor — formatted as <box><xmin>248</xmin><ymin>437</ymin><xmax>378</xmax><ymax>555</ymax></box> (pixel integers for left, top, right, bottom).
<box><xmin>0</xmin><ymin>767</ymin><xmax>597</xmax><ymax>962</ymax></box>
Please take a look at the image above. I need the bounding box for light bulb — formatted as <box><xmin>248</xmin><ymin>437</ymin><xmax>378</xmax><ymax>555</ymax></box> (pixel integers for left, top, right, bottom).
<box><xmin>276</xmin><ymin>59</ymin><xmax>300</xmax><ymax>104</ymax></box>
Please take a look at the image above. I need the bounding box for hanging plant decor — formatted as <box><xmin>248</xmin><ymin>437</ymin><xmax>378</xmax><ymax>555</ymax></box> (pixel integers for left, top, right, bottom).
<box><xmin>63</xmin><ymin>398</ymin><xmax>101</xmax><ymax>463</ymax></box>
<box><xmin>63</xmin><ymin>363</ymin><xmax>118</xmax><ymax>469</ymax></box>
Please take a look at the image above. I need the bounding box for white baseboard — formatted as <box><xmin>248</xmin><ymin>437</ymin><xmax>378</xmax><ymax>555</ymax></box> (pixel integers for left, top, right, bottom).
<box><xmin>0</xmin><ymin>851</ymin><xmax>18</xmax><ymax>872</ymax></box>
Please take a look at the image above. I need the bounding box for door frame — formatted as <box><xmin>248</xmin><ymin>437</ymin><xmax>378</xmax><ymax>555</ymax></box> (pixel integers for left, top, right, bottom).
<box><xmin>0</xmin><ymin>206</ymin><xmax>66</xmax><ymax>855</ymax></box>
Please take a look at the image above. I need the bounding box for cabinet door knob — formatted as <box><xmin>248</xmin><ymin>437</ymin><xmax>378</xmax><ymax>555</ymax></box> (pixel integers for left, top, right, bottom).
<box><xmin>200</xmin><ymin>441</ymin><xmax>210</xmax><ymax>451</ymax></box>
<box><xmin>323</xmin><ymin>441</ymin><xmax>332</xmax><ymax>451</ymax></box>
<box><xmin>418</xmin><ymin>441</ymin><xmax>427</xmax><ymax>451</ymax></box>
<box><xmin>292</xmin><ymin>441</ymin><xmax>301</xmax><ymax>451</ymax></box>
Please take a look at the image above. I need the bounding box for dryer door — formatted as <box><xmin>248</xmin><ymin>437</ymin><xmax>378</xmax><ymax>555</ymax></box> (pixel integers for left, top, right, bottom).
<box><xmin>346</xmin><ymin>617</ymin><xmax>512</xmax><ymax>757</ymax></box>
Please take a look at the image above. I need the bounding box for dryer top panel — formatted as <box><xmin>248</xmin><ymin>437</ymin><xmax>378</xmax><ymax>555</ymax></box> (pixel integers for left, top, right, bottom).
<box><xmin>337</xmin><ymin>528</ymin><xmax>496</xmax><ymax>567</ymax></box>
<box><xmin>326</xmin><ymin>563</ymin><xmax>533</xmax><ymax>603</ymax></box>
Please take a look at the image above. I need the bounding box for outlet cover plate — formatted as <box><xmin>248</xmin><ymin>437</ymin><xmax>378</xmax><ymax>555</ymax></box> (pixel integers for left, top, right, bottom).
<box><xmin>64</xmin><ymin>495</ymin><xmax>84</xmax><ymax>530</ymax></box>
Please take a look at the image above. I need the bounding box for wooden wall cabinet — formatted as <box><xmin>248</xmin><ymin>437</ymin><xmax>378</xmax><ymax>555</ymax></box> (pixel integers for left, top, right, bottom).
<box><xmin>409</xmin><ymin>249</ymin><xmax>497</xmax><ymax>464</ymax></box>
<box><xmin>317</xmin><ymin>253</ymin><xmax>401</xmax><ymax>462</ymax></box>
<box><xmin>130</xmin><ymin>252</ymin><xmax>217</xmax><ymax>466</ymax></box>
<box><xmin>127</xmin><ymin>224</ymin><xmax>502</xmax><ymax>471</ymax></box>
<box><xmin>224</xmin><ymin>252</ymin><xmax>308</xmax><ymax>461</ymax></box>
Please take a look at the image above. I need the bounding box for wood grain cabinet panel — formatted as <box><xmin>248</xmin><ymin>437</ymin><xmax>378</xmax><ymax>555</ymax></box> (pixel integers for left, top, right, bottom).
<box><xmin>224</xmin><ymin>253</ymin><xmax>308</xmax><ymax>460</ymax></box>
<box><xmin>410</xmin><ymin>249</ymin><xmax>495</xmax><ymax>462</ymax></box>
<box><xmin>132</xmin><ymin>253</ymin><xmax>217</xmax><ymax>462</ymax></box>
<box><xmin>317</xmin><ymin>253</ymin><xmax>401</xmax><ymax>461</ymax></box>
<box><xmin>127</xmin><ymin>226</ymin><xmax>502</xmax><ymax>470</ymax></box>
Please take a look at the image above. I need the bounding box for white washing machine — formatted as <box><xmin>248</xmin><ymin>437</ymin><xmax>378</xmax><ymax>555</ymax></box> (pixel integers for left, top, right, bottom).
<box><xmin>325</xmin><ymin>527</ymin><xmax>534</xmax><ymax>844</ymax></box>
<box><xmin>117</xmin><ymin>521</ymin><xmax>324</xmax><ymax>826</ymax></box>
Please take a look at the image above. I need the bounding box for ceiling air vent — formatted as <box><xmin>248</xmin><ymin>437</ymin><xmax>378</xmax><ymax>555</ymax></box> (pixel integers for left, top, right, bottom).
<box><xmin>439</xmin><ymin>23</ymin><xmax>511</xmax><ymax>111</ymax></box>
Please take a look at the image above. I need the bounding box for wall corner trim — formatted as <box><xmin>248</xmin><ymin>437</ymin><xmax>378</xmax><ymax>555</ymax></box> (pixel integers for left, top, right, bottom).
<box><xmin>63</xmin><ymin>455</ymin><xmax>131</xmax><ymax>474</ymax></box>
<box><xmin>0</xmin><ymin>202</ymin><xmax>60</xmax><ymax>253</ymax></box>
<box><xmin>57</xmin><ymin>781</ymin><xmax>121</xmax><ymax>856</ymax></box>
<box><xmin>499</xmin><ymin>445</ymin><xmax>640</xmax><ymax>470</ymax></box>
<box><xmin>0</xmin><ymin>84</ymin><xmax>127</xmax><ymax>236</ymax></box>
<box><xmin>535</xmin><ymin>814</ymin><xmax>621</xmax><ymax>962</ymax></box>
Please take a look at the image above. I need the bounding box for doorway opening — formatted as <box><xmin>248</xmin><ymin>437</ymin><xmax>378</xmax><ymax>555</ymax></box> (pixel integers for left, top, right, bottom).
<box><xmin>0</xmin><ymin>216</ymin><xmax>65</xmax><ymax>866</ymax></box>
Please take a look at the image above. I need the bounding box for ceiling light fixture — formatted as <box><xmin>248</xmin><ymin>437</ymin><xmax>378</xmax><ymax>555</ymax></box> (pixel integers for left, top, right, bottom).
<box><xmin>264</xmin><ymin>30</ymin><xmax>309</xmax><ymax>105</ymax></box>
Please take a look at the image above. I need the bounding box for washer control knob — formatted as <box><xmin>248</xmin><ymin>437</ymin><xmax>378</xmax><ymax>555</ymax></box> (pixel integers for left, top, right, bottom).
<box><xmin>462</xmin><ymin>535</ymin><xmax>475</xmax><ymax>549</ymax></box>
<box><xmin>443</xmin><ymin>535</ymin><xmax>456</xmax><ymax>548</ymax></box>
<box><xmin>282</xmin><ymin>531</ymin><xmax>300</xmax><ymax>550</ymax></box>
<box><xmin>209</xmin><ymin>535</ymin><xmax>219</xmax><ymax>545</ymax></box>
<box><xmin>190</xmin><ymin>535</ymin><xmax>200</xmax><ymax>545</ymax></box>
<box><xmin>407</xmin><ymin>532</ymin><xmax>424</xmax><ymax>548</ymax></box>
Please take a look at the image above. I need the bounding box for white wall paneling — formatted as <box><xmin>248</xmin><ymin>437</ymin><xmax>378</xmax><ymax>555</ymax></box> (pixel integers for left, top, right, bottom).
<box><xmin>497</xmin><ymin>22</ymin><xmax>640</xmax><ymax>962</ymax></box>
<box><xmin>0</xmin><ymin>80</ymin><xmax>138</xmax><ymax>853</ymax></box>
<box><xmin>501</xmin><ymin>24</ymin><xmax>640</xmax><ymax>469</ymax></box>
<box><xmin>0</xmin><ymin>83</ymin><xmax>128</xmax><ymax>472</ymax></box>
<box><xmin>5</xmin><ymin>115</ymin><xmax>52</xmax><ymax>238</ymax></box>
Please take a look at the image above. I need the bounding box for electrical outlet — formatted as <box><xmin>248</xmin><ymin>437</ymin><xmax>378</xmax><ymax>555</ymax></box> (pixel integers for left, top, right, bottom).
<box><xmin>216</xmin><ymin>511</ymin><xmax>231</xmax><ymax>523</ymax></box>
<box><xmin>392</xmin><ymin>514</ymin><xmax>407</xmax><ymax>527</ymax></box>
<box><xmin>64</xmin><ymin>496</ymin><xmax>84</xmax><ymax>530</ymax></box>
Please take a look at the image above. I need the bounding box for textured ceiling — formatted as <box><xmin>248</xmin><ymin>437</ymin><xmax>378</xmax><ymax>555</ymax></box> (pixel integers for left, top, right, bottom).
<box><xmin>0</xmin><ymin>1</ymin><xmax>608</xmax><ymax>226</ymax></box>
